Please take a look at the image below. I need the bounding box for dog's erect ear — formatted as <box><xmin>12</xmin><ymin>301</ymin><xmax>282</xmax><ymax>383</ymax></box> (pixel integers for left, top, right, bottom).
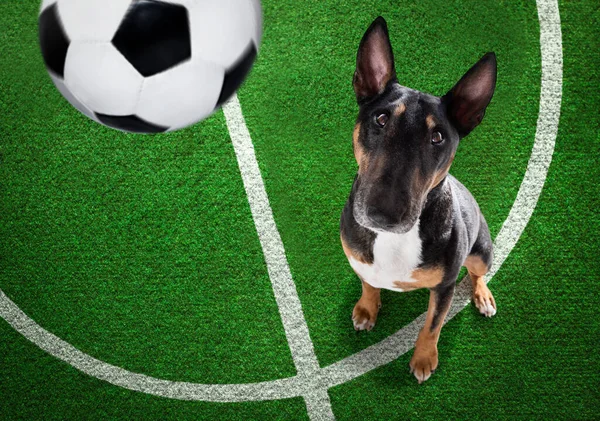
<box><xmin>353</xmin><ymin>17</ymin><xmax>396</xmax><ymax>102</ymax></box>
<box><xmin>444</xmin><ymin>52</ymin><xmax>497</xmax><ymax>137</ymax></box>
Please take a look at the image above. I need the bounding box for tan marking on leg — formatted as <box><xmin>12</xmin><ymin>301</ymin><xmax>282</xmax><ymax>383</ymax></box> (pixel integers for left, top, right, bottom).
<box><xmin>342</xmin><ymin>233</ymin><xmax>381</xmax><ymax>331</ymax></box>
<box><xmin>426</xmin><ymin>115</ymin><xmax>437</xmax><ymax>130</ymax></box>
<box><xmin>393</xmin><ymin>267</ymin><xmax>444</xmax><ymax>291</ymax></box>
<box><xmin>469</xmin><ymin>270</ymin><xmax>497</xmax><ymax>318</ymax></box>
<box><xmin>352</xmin><ymin>280</ymin><xmax>382</xmax><ymax>331</ymax></box>
<box><xmin>463</xmin><ymin>254</ymin><xmax>496</xmax><ymax>317</ymax></box>
<box><xmin>394</xmin><ymin>102</ymin><xmax>406</xmax><ymax>117</ymax></box>
<box><xmin>465</xmin><ymin>254</ymin><xmax>496</xmax><ymax>317</ymax></box>
<box><xmin>409</xmin><ymin>288</ymin><xmax>451</xmax><ymax>383</ymax></box>
<box><xmin>464</xmin><ymin>254</ymin><xmax>489</xmax><ymax>277</ymax></box>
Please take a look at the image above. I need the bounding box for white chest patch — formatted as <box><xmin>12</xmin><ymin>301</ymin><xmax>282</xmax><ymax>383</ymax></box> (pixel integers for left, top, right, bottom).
<box><xmin>348</xmin><ymin>221</ymin><xmax>423</xmax><ymax>292</ymax></box>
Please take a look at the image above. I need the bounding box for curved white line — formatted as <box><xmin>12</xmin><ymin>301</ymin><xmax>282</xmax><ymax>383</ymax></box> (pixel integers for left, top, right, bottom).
<box><xmin>0</xmin><ymin>0</ymin><xmax>562</xmax><ymax>411</ymax></box>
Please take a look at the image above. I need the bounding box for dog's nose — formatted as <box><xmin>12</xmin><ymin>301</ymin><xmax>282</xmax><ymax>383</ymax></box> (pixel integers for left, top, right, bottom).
<box><xmin>367</xmin><ymin>206</ymin><xmax>400</xmax><ymax>228</ymax></box>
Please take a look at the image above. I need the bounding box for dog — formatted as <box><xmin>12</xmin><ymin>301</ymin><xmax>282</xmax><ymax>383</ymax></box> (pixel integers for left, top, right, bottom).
<box><xmin>340</xmin><ymin>16</ymin><xmax>498</xmax><ymax>384</ymax></box>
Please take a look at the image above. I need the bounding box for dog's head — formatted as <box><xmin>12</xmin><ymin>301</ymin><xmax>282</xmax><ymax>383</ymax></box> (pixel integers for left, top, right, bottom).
<box><xmin>351</xmin><ymin>17</ymin><xmax>497</xmax><ymax>234</ymax></box>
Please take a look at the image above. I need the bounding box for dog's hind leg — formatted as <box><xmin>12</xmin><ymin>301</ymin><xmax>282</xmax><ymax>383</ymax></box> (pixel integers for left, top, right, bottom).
<box><xmin>465</xmin><ymin>214</ymin><xmax>497</xmax><ymax>317</ymax></box>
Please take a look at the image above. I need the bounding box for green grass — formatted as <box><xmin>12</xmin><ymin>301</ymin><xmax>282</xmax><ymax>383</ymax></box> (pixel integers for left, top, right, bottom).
<box><xmin>1</xmin><ymin>0</ymin><xmax>599</xmax><ymax>419</ymax></box>
<box><xmin>244</xmin><ymin>0</ymin><xmax>541</xmax><ymax>369</ymax></box>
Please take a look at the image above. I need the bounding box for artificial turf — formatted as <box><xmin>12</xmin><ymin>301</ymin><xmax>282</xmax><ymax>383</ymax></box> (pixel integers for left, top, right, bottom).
<box><xmin>1</xmin><ymin>0</ymin><xmax>598</xmax><ymax>419</ymax></box>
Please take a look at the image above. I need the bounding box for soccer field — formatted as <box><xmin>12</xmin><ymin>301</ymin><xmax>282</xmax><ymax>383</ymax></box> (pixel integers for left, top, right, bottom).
<box><xmin>1</xmin><ymin>0</ymin><xmax>598</xmax><ymax>419</ymax></box>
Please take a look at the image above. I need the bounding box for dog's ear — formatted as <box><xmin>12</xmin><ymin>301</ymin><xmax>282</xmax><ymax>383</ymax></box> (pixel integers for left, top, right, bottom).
<box><xmin>444</xmin><ymin>52</ymin><xmax>497</xmax><ymax>137</ymax></box>
<box><xmin>353</xmin><ymin>17</ymin><xmax>397</xmax><ymax>102</ymax></box>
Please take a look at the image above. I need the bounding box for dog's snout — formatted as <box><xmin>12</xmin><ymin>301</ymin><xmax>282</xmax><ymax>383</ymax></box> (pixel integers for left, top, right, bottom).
<box><xmin>366</xmin><ymin>206</ymin><xmax>401</xmax><ymax>228</ymax></box>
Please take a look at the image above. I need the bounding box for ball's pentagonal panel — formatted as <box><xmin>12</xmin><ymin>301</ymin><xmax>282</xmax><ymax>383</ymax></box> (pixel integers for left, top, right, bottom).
<box><xmin>56</xmin><ymin>0</ymin><xmax>134</xmax><ymax>42</ymax></box>
<box><xmin>49</xmin><ymin>72</ymin><xmax>97</xmax><ymax>121</ymax></box>
<box><xmin>216</xmin><ymin>43</ymin><xmax>257</xmax><ymax>106</ymax></box>
<box><xmin>64</xmin><ymin>41</ymin><xmax>143</xmax><ymax>115</ymax></box>
<box><xmin>112</xmin><ymin>0</ymin><xmax>191</xmax><ymax>77</ymax></box>
<box><xmin>38</xmin><ymin>3</ymin><xmax>70</xmax><ymax>78</ymax></box>
<box><xmin>95</xmin><ymin>113</ymin><xmax>168</xmax><ymax>133</ymax></box>
<box><xmin>188</xmin><ymin>0</ymin><xmax>258</xmax><ymax>68</ymax></box>
<box><xmin>136</xmin><ymin>59</ymin><xmax>224</xmax><ymax>130</ymax></box>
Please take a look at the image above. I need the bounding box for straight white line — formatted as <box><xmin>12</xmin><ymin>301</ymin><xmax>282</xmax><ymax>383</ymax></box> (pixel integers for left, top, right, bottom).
<box><xmin>303</xmin><ymin>388</ymin><xmax>336</xmax><ymax>421</ymax></box>
<box><xmin>222</xmin><ymin>95</ymin><xmax>335</xmax><ymax>420</ymax></box>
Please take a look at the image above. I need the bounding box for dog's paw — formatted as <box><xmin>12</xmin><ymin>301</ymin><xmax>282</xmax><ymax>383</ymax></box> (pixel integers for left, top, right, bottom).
<box><xmin>409</xmin><ymin>344</ymin><xmax>438</xmax><ymax>384</ymax></box>
<box><xmin>473</xmin><ymin>284</ymin><xmax>497</xmax><ymax>317</ymax></box>
<box><xmin>351</xmin><ymin>299</ymin><xmax>380</xmax><ymax>331</ymax></box>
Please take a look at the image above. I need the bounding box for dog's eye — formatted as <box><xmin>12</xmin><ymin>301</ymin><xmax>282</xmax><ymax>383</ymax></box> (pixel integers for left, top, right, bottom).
<box><xmin>375</xmin><ymin>113</ymin><xmax>389</xmax><ymax>127</ymax></box>
<box><xmin>431</xmin><ymin>131</ymin><xmax>444</xmax><ymax>144</ymax></box>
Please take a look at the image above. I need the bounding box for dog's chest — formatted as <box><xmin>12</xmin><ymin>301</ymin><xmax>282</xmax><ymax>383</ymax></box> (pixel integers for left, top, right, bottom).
<box><xmin>348</xmin><ymin>222</ymin><xmax>423</xmax><ymax>292</ymax></box>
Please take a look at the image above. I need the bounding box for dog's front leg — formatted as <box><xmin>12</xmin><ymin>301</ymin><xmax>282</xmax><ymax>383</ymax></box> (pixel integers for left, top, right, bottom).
<box><xmin>410</xmin><ymin>282</ymin><xmax>455</xmax><ymax>383</ymax></box>
<box><xmin>352</xmin><ymin>279</ymin><xmax>381</xmax><ymax>331</ymax></box>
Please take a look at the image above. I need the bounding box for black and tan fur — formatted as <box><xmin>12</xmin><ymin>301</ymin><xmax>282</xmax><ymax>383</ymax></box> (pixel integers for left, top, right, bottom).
<box><xmin>340</xmin><ymin>17</ymin><xmax>498</xmax><ymax>383</ymax></box>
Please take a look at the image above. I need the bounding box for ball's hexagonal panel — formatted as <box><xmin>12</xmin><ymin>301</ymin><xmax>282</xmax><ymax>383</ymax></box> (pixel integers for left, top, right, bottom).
<box><xmin>112</xmin><ymin>0</ymin><xmax>191</xmax><ymax>77</ymax></box>
<box><xmin>95</xmin><ymin>113</ymin><xmax>168</xmax><ymax>133</ymax></box>
<box><xmin>136</xmin><ymin>58</ymin><xmax>224</xmax><ymax>130</ymax></box>
<box><xmin>64</xmin><ymin>41</ymin><xmax>143</xmax><ymax>115</ymax></box>
<box><xmin>216</xmin><ymin>43</ymin><xmax>257</xmax><ymax>106</ymax></box>
<box><xmin>56</xmin><ymin>0</ymin><xmax>134</xmax><ymax>42</ymax></box>
<box><xmin>39</xmin><ymin>0</ymin><xmax>58</xmax><ymax>13</ymax></box>
<box><xmin>39</xmin><ymin>3</ymin><xmax>70</xmax><ymax>78</ymax></box>
<box><xmin>49</xmin><ymin>72</ymin><xmax>97</xmax><ymax>121</ymax></box>
<box><xmin>187</xmin><ymin>0</ymin><xmax>258</xmax><ymax>68</ymax></box>
<box><xmin>247</xmin><ymin>0</ymin><xmax>263</xmax><ymax>45</ymax></box>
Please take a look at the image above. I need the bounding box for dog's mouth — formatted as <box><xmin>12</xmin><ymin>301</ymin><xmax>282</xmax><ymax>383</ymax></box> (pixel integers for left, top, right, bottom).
<box><xmin>355</xmin><ymin>213</ymin><xmax>418</xmax><ymax>234</ymax></box>
<box><xmin>353</xmin><ymin>191</ymin><xmax>422</xmax><ymax>234</ymax></box>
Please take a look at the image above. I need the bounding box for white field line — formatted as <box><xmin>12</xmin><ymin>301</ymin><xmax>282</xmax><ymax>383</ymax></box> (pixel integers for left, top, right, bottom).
<box><xmin>222</xmin><ymin>95</ymin><xmax>320</xmax><ymax>376</ymax></box>
<box><xmin>222</xmin><ymin>95</ymin><xmax>335</xmax><ymax>420</ymax></box>
<box><xmin>0</xmin><ymin>0</ymin><xmax>561</xmax><ymax>418</ymax></box>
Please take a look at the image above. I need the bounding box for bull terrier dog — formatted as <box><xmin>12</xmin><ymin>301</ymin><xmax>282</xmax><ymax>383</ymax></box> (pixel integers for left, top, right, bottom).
<box><xmin>340</xmin><ymin>16</ymin><xmax>498</xmax><ymax>383</ymax></box>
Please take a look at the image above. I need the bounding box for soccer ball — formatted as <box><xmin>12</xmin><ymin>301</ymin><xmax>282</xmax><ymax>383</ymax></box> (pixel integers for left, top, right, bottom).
<box><xmin>38</xmin><ymin>0</ymin><xmax>262</xmax><ymax>133</ymax></box>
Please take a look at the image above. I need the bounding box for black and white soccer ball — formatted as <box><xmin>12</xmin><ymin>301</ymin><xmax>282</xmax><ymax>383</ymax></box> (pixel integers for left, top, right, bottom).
<box><xmin>39</xmin><ymin>0</ymin><xmax>262</xmax><ymax>133</ymax></box>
